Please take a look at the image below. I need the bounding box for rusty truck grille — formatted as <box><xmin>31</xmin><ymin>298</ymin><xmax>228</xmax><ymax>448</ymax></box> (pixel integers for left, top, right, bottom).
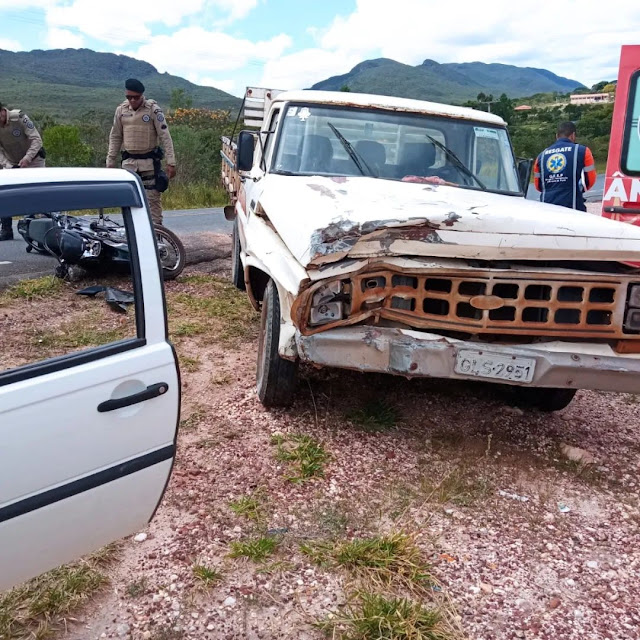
<box><xmin>296</xmin><ymin>267</ymin><xmax>640</xmax><ymax>341</ymax></box>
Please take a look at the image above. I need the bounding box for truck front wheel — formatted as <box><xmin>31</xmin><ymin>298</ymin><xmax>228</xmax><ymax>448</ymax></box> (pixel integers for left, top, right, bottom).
<box><xmin>256</xmin><ymin>279</ymin><xmax>298</xmax><ymax>407</ymax></box>
<box><xmin>517</xmin><ymin>387</ymin><xmax>577</xmax><ymax>412</ymax></box>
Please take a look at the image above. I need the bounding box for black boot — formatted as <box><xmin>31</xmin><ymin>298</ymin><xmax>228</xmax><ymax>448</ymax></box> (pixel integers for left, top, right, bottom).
<box><xmin>0</xmin><ymin>217</ymin><xmax>13</xmax><ymax>241</ymax></box>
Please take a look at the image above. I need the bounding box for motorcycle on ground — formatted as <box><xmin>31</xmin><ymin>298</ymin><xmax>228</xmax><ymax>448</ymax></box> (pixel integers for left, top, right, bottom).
<box><xmin>17</xmin><ymin>210</ymin><xmax>186</xmax><ymax>280</ymax></box>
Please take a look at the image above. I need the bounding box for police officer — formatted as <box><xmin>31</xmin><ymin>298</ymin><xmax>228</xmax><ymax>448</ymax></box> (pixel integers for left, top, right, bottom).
<box><xmin>534</xmin><ymin>121</ymin><xmax>596</xmax><ymax>211</ymax></box>
<box><xmin>0</xmin><ymin>102</ymin><xmax>46</xmax><ymax>240</ymax></box>
<box><xmin>106</xmin><ymin>79</ymin><xmax>176</xmax><ymax>225</ymax></box>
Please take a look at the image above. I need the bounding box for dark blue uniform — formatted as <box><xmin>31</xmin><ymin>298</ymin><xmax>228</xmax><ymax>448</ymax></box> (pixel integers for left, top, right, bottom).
<box><xmin>534</xmin><ymin>138</ymin><xmax>596</xmax><ymax>211</ymax></box>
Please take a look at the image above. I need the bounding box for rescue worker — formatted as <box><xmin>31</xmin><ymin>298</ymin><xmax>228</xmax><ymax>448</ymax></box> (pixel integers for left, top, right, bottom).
<box><xmin>0</xmin><ymin>102</ymin><xmax>46</xmax><ymax>240</ymax></box>
<box><xmin>106</xmin><ymin>79</ymin><xmax>176</xmax><ymax>225</ymax></box>
<box><xmin>534</xmin><ymin>121</ymin><xmax>596</xmax><ymax>211</ymax></box>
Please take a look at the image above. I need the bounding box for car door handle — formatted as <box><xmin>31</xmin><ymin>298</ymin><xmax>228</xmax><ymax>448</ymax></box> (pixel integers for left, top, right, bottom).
<box><xmin>97</xmin><ymin>383</ymin><xmax>169</xmax><ymax>413</ymax></box>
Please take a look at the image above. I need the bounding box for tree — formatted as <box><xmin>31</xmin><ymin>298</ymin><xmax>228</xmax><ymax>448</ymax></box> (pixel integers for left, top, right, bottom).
<box><xmin>492</xmin><ymin>93</ymin><xmax>514</xmax><ymax>124</ymax></box>
<box><xmin>602</xmin><ymin>83</ymin><xmax>617</xmax><ymax>94</ymax></box>
<box><xmin>340</xmin><ymin>85</ymin><xmax>351</xmax><ymax>92</ymax></box>
<box><xmin>170</xmin><ymin>88</ymin><xmax>193</xmax><ymax>111</ymax></box>
<box><xmin>42</xmin><ymin>125</ymin><xmax>92</xmax><ymax>167</ymax></box>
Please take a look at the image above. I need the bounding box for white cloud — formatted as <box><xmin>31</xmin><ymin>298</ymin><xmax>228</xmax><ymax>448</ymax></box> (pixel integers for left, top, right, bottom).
<box><xmin>44</xmin><ymin>0</ymin><xmax>205</xmax><ymax>46</ymax></box>
<box><xmin>46</xmin><ymin>27</ymin><xmax>84</xmax><ymax>49</ymax></box>
<box><xmin>38</xmin><ymin>0</ymin><xmax>260</xmax><ymax>47</ymax></box>
<box><xmin>261</xmin><ymin>48</ymin><xmax>363</xmax><ymax>90</ymax></box>
<box><xmin>0</xmin><ymin>37</ymin><xmax>21</xmax><ymax>50</ymax></box>
<box><xmin>199</xmin><ymin>77</ymin><xmax>238</xmax><ymax>95</ymax></box>
<box><xmin>262</xmin><ymin>0</ymin><xmax>640</xmax><ymax>89</ymax></box>
<box><xmin>135</xmin><ymin>28</ymin><xmax>291</xmax><ymax>76</ymax></box>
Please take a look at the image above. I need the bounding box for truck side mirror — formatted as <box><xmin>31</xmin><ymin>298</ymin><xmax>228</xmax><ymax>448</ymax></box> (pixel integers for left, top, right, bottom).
<box><xmin>237</xmin><ymin>131</ymin><xmax>256</xmax><ymax>172</ymax></box>
<box><xmin>517</xmin><ymin>158</ymin><xmax>533</xmax><ymax>196</ymax></box>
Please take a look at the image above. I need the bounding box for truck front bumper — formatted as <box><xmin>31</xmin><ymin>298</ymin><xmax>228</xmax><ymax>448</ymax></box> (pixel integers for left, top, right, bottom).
<box><xmin>295</xmin><ymin>326</ymin><xmax>640</xmax><ymax>393</ymax></box>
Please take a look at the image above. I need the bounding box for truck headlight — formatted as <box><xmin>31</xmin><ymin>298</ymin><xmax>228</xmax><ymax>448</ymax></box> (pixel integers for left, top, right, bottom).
<box><xmin>629</xmin><ymin>284</ymin><xmax>640</xmax><ymax>308</ymax></box>
<box><xmin>625</xmin><ymin>284</ymin><xmax>640</xmax><ymax>331</ymax></box>
<box><xmin>309</xmin><ymin>280</ymin><xmax>348</xmax><ymax>326</ymax></box>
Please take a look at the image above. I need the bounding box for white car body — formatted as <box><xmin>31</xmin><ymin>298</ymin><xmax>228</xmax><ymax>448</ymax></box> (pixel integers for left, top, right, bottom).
<box><xmin>0</xmin><ymin>168</ymin><xmax>180</xmax><ymax>590</ymax></box>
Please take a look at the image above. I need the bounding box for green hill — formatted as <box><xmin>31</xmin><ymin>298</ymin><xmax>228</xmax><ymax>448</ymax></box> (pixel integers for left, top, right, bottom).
<box><xmin>310</xmin><ymin>58</ymin><xmax>585</xmax><ymax>103</ymax></box>
<box><xmin>0</xmin><ymin>48</ymin><xmax>241</xmax><ymax>120</ymax></box>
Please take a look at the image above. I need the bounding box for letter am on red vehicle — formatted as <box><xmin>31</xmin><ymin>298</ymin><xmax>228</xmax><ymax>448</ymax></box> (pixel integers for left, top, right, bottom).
<box><xmin>602</xmin><ymin>44</ymin><xmax>640</xmax><ymax>263</ymax></box>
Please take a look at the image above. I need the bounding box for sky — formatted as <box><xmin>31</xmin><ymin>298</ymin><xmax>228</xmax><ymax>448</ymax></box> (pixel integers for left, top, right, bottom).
<box><xmin>0</xmin><ymin>0</ymin><xmax>638</xmax><ymax>97</ymax></box>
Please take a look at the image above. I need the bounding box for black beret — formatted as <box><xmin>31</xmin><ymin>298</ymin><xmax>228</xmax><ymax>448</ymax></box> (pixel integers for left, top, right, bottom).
<box><xmin>125</xmin><ymin>78</ymin><xmax>145</xmax><ymax>93</ymax></box>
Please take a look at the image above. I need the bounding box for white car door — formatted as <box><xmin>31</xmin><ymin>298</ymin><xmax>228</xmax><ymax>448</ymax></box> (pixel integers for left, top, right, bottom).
<box><xmin>0</xmin><ymin>169</ymin><xmax>180</xmax><ymax>590</ymax></box>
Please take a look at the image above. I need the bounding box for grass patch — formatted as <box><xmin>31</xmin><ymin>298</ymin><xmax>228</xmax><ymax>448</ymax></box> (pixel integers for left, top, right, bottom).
<box><xmin>0</xmin><ymin>545</ymin><xmax>118</xmax><ymax>640</ymax></box>
<box><xmin>229</xmin><ymin>536</ymin><xmax>279</xmax><ymax>563</ymax></box>
<box><xmin>229</xmin><ymin>490</ymin><xmax>267</xmax><ymax>522</ymax></box>
<box><xmin>125</xmin><ymin>578</ymin><xmax>148</xmax><ymax>598</ymax></box>
<box><xmin>211</xmin><ymin>372</ymin><xmax>232</xmax><ymax>385</ymax></box>
<box><xmin>318</xmin><ymin>592</ymin><xmax>453</xmax><ymax>640</ymax></box>
<box><xmin>167</xmin><ymin>276</ymin><xmax>258</xmax><ymax>345</ymax></box>
<box><xmin>421</xmin><ymin>465</ymin><xmax>493</xmax><ymax>507</ymax></box>
<box><xmin>180</xmin><ymin>405</ymin><xmax>208</xmax><ymax>431</ymax></box>
<box><xmin>179</xmin><ymin>355</ymin><xmax>201</xmax><ymax>372</ymax></box>
<box><xmin>162</xmin><ymin>181</ymin><xmax>228</xmax><ymax>210</ymax></box>
<box><xmin>346</xmin><ymin>399</ymin><xmax>399</xmax><ymax>432</ymax></box>
<box><xmin>272</xmin><ymin>434</ymin><xmax>329</xmax><ymax>482</ymax></box>
<box><xmin>0</xmin><ymin>276</ymin><xmax>64</xmax><ymax>304</ymax></box>
<box><xmin>301</xmin><ymin>533</ymin><xmax>432</xmax><ymax>590</ymax></box>
<box><xmin>33</xmin><ymin>323</ymin><xmax>128</xmax><ymax>351</ymax></box>
<box><xmin>192</xmin><ymin>564</ymin><xmax>222</xmax><ymax>587</ymax></box>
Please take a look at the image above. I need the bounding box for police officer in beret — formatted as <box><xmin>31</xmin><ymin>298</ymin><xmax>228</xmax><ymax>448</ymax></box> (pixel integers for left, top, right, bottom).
<box><xmin>107</xmin><ymin>79</ymin><xmax>176</xmax><ymax>225</ymax></box>
<box><xmin>0</xmin><ymin>101</ymin><xmax>46</xmax><ymax>241</ymax></box>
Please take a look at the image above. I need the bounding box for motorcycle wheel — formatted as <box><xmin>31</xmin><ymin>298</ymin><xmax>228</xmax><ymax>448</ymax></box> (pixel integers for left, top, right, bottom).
<box><xmin>154</xmin><ymin>225</ymin><xmax>186</xmax><ymax>280</ymax></box>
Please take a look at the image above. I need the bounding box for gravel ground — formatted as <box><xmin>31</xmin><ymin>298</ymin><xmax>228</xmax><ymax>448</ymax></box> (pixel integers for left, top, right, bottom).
<box><xmin>5</xmin><ymin>224</ymin><xmax>639</xmax><ymax>640</ymax></box>
<box><xmin>52</xmin><ymin>230</ymin><xmax>640</xmax><ymax>640</ymax></box>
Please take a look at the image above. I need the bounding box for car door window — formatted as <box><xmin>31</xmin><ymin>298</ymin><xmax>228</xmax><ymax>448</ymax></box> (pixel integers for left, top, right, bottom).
<box><xmin>1</xmin><ymin>208</ymin><xmax>139</xmax><ymax>377</ymax></box>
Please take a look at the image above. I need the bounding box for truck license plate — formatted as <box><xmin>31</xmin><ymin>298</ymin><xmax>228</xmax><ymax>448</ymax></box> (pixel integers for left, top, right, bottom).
<box><xmin>454</xmin><ymin>350</ymin><xmax>536</xmax><ymax>383</ymax></box>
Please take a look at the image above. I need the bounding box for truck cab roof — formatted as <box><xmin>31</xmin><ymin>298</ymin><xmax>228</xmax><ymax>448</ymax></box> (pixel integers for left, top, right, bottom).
<box><xmin>270</xmin><ymin>89</ymin><xmax>506</xmax><ymax>126</ymax></box>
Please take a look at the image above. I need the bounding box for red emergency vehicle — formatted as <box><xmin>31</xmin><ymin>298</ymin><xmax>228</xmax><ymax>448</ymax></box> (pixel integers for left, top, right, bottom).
<box><xmin>602</xmin><ymin>45</ymin><xmax>640</xmax><ymax>223</ymax></box>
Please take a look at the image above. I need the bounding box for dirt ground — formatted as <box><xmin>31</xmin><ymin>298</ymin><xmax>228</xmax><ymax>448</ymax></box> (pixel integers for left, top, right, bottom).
<box><xmin>2</xmin><ymin>229</ymin><xmax>640</xmax><ymax>640</ymax></box>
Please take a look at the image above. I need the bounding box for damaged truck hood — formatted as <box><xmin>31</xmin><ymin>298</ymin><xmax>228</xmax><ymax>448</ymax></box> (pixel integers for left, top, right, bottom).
<box><xmin>257</xmin><ymin>175</ymin><xmax>640</xmax><ymax>268</ymax></box>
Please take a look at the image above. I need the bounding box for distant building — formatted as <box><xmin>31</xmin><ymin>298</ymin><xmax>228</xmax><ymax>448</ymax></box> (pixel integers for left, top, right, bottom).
<box><xmin>570</xmin><ymin>93</ymin><xmax>614</xmax><ymax>105</ymax></box>
<box><xmin>514</xmin><ymin>105</ymin><xmax>532</xmax><ymax>111</ymax></box>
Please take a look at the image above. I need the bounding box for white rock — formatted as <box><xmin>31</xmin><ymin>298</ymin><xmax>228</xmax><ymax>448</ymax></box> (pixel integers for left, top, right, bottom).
<box><xmin>469</xmin><ymin>586</ymin><xmax>481</xmax><ymax>594</ymax></box>
<box><xmin>223</xmin><ymin>596</ymin><xmax>237</xmax><ymax>607</ymax></box>
<box><xmin>586</xmin><ymin>560</ymin><xmax>598</xmax><ymax>569</ymax></box>
<box><xmin>133</xmin><ymin>533</ymin><xmax>147</xmax><ymax>543</ymax></box>
<box><xmin>116</xmin><ymin>623</ymin><xmax>131</xmax><ymax>637</ymax></box>
<box><xmin>170</xmin><ymin>574</ymin><xmax>179</xmax><ymax>582</ymax></box>
<box><xmin>565</xmin><ymin>578</ymin><xmax>576</xmax><ymax>587</ymax></box>
<box><xmin>152</xmin><ymin>594</ymin><xmax>162</xmax><ymax>603</ymax></box>
<box><xmin>560</xmin><ymin>444</ymin><xmax>596</xmax><ymax>465</ymax></box>
<box><xmin>207</xmin><ymin>624</ymin><xmax>215</xmax><ymax>630</ymax></box>
<box><xmin>171</xmin><ymin>600</ymin><xmax>180</xmax><ymax>611</ymax></box>
<box><xmin>191</xmin><ymin>612</ymin><xmax>199</xmax><ymax>619</ymax></box>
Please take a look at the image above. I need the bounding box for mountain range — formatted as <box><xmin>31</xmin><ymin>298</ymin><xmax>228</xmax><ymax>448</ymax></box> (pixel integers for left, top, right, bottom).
<box><xmin>310</xmin><ymin>58</ymin><xmax>585</xmax><ymax>103</ymax></box>
<box><xmin>0</xmin><ymin>48</ymin><xmax>587</xmax><ymax>122</ymax></box>
<box><xmin>0</xmin><ymin>48</ymin><xmax>241</xmax><ymax>120</ymax></box>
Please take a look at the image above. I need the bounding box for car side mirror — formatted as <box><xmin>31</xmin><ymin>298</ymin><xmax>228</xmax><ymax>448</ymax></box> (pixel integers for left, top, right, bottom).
<box><xmin>237</xmin><ymin>131</ymin><xmax>256</xmax><ymax>172</ymax></box>
<box><xmin>517</xmin><ymin>158</ymin><xmax>533</xmax><ymax>196</ymax></box>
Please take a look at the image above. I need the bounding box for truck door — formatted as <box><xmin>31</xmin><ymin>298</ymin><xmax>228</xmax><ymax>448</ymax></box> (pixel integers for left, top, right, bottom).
<box><xmin>0</xmin><ymin>174</ymin><xmax>180</xmax><ymax>590</ymax></box>
<box><xmin>602</xmin><ymin>44</ymin><xmax>640</xmax><ymax>223</ymax></box>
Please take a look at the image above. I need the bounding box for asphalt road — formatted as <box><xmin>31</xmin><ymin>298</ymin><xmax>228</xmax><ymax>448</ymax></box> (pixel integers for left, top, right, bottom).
<box><xmin>0</xmin><ymin>208</ymin><xmax>232</xmax><ymax>288</ymax></box>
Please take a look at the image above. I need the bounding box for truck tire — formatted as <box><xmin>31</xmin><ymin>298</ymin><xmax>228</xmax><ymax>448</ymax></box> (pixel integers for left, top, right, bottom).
<box><xmin>517</xmin><ymin>387</ymin><xmax>577</xmax><ymax>412</ymax></box>
<box><xmin>231</xmin><ymin>221</ymin><xmax>245</xmax><ymax>291</ymax></box>
<box><xmin>256</xmin><ymin>279</ymin><xmax>298</xmax><ymax>407</ymax></box>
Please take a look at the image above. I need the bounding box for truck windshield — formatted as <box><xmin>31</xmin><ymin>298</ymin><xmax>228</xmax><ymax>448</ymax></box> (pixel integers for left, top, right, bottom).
<box><xmin>271</xmin><ymin>103</ymin><xmax>521</xmax><ymax>194</ymax></box>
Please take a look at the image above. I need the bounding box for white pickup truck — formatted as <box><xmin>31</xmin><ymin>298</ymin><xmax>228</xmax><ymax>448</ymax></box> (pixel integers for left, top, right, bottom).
<box><xmin>222</xmin><ymin>88</ymin><xmax>640</xmax><ymax>411</ymax></box>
